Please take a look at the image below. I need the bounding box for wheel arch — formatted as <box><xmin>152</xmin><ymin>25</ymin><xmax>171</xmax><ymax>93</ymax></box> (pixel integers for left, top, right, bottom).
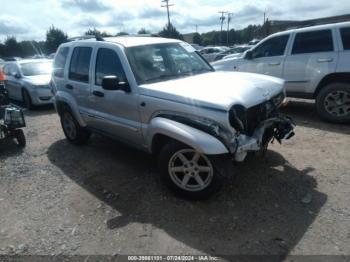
<box><xmin>315</xmin><ymin>73</ymin><xmax>350</xmax><ymax>98</ymax></box>
<box><xmin>54</xmin><ymin>92</ymin><xmax>86</xmax><ymax>127</ymax></box>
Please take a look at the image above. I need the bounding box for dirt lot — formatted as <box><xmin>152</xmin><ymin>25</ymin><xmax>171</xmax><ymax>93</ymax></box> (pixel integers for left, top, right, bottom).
<box><xmin>0</xmin><ymin>99</ymin><xmax>349</xmax><ymax>258</ymax></box>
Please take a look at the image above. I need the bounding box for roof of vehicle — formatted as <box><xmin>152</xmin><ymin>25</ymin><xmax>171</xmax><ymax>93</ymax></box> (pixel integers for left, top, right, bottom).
<box><xmin>6</xmin><ymin>59</ymin><xmax>52</xmax><ymax>65</ymax></box>
<box><xmin>65</xmin><ymin>36</ymin><xmax>182</xmax><ymax>48</ymax></box>
<box><xmin>271</xmin><ymin>21</ymin><xmax>350</xmax><ymax>36</ymax></box>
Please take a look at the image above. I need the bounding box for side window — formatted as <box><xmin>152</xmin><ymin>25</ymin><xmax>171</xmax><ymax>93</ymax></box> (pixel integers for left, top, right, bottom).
<box><xmin>340</xmin><ymin>27</ymin><xmax>350</xmax><ymax>50</ymax></box>
<box><xmin>292</xmin><ymin>30</ymin><xmax>333</xmax><ymax>55</ymax></box>
<box><xmin>95</xmin><ymin>48</ymin><xmax>126</xmax><ymax>86</ymax></box>
<box><xmin>69</xmin><ymin>47</ymin><xmax>92</xmax><ymax>83</ymax></box>
<box><xmin>252</xmin><ymin>34</ymin><xmax>290</xmax><ymax>58</ymax></box>
<box><xmin>3</xmin><ymin>65</ymin><xmax>10</xmax><ymax>75</ymax></box>
<box><xmin>54</xmin><ymin>47</ymin><xmax>69</xmax><ymax>78</ymax></box>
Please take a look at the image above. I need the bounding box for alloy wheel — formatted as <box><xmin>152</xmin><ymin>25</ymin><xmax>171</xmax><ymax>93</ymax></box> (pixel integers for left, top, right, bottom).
<box><xmin>168</xmin><ymin>149</ymin><xmax>213</xmax><ymax>192</ymax></box>
<box><xmin>324</xmin><ymin>90</ymin><xmax>350</xmax><ymax>117</ymax></box>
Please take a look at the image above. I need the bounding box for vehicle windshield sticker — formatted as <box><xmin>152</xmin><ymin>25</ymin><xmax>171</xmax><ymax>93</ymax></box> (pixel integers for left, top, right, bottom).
<box><xmin>180</xmin><ymin>43</ymin><xmax>196</xmax><ymax>53</ymax></box>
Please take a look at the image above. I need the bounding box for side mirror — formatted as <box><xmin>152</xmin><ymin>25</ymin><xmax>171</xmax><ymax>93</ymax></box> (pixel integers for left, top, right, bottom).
<box><xmin>12</xmin><ymin>72</ymin><xmax>21</xmax><ymax>79</ymax></box>
<box><xmin>102</xmin><ymin>76</ymin><xmax>131</xmax><ymax>93</ymax></box>
<box><xmin>245</xmin><ymin>51</ymin><xmax>253</xmax><ymax>60</ymax></box>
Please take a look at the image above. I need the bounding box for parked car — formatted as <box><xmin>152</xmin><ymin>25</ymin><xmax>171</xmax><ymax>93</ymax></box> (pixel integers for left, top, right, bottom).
<box><xmin>214</xmin><ymin>46</ymin><xmax>252</xmax><ymax>61</ymax></box>
<box><xmin>51</xmin><ymin>36</ymin><xmax>295</xmax><ymax>199</ymax></box>
<box><xmin>213</xmin><ymin>22</ymin><xmax>350</xmax><ymax>123</ymax></box>
<box><xmin>199</xmin><ymin>47</ymin><xmax>226</xmax><ymax>62</ymax></box>
<box><xmin>3</xmin><ymin>59</ymin><xmax>53</xmax><ymax>109</ymax></box>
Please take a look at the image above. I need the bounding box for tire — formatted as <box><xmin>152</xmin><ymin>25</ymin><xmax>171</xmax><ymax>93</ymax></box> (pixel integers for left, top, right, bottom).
<box><xmin>22</xmin><ymin>89</ymin><xmax>33</xmax><ymax>110</ymax></box>
<box><xmin>60</xmin><ymin>109</ymin><xmax>90</xmax><ymax>145</ymax></box>
<box><xmin>316</xmin><ymin>83</ymin><xmax>350</xmax><ymax>123</ymax></box>
<box><xmin>14</xmin><ymin>129</ymin><xmax>26</xmax><ymax>147</ymax></box>
<box><xmin>158</xmin><ymin>141</ymin><xmax>223</xmax><ymax>200</ymax></box>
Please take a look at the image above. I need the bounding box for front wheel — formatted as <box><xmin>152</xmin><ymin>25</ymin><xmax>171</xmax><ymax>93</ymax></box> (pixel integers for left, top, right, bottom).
<box><xmin>316</xmin><ymin>83</ymin><xmax>350</xmax><ymax>123</ymax></box>
<box><xmin>158</xmin><ymin>141</ymin><xmax>223</xmax><ymax>200</ymax></box>
<box><xmin>60</xmin><ymin>110</ymin><xmax>90</xmax><ymax>145</ymax></box>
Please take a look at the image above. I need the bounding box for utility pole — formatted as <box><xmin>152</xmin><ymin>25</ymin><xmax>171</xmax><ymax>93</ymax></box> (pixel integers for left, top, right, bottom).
<box><xmin>226</xmin><ymin>12</ymin><xmax>233</xmax><ymax>46</ymax></box>
<box><xmin>161</xmin><ymin>0</ymin><xmax>174</xmax><ymax>26</ymax></box>
<box><xmin>195</xmin><ymin>24</ymin><xmax>198</xmax><ymax>33</ymax></box>
<box><xmin>219</xmin><ymin>11</ymin><xmax>227</xmax><ymax>44</ymax></box>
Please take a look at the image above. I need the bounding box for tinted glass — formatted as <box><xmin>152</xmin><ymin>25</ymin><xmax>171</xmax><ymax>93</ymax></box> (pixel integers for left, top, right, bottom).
<box><xmin>95</xmin><ymin>48</ymin><xmax>126</xmax><ymax>86</ymax></box>
<box><xmin>292</xmin><ymin>30</ymin><xmax>333</xmax><ymax>54</ymax></box>
<box><xmin>54</xmin><ymin>47</ymin><xmax>69</xmax><ymax>78</ymax></box>
<box><xmin>69</xmin><ymin>47</ymin><xmax>92</xmax><ymax>83</ymax></box>
<box><xmin>340</xmin><ymin>27</ymin><xmax>350</xmax><ymax>50</ymax></box>
<box><xmin>252</xmin><ymin>34</ymin><xmax>290</xmax><ymax>58</ymax></box>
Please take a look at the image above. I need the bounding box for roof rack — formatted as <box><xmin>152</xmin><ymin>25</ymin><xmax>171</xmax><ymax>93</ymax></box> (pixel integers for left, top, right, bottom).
<box><xmin>67</xmin><ymin>35</ymin><xmax>104</xmax><ymax>42</ymax></box>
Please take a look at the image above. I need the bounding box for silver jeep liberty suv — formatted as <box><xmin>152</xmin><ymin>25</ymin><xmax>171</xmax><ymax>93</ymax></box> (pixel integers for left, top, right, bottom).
<box><xmin>51</xmin><ymin>36</ymin><xmax>295</xmax><ymax>199</ymax></box>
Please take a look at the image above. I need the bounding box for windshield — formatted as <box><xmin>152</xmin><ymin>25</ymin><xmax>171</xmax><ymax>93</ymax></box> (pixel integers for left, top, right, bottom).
<box><xmin>126</xmin><ymin>43</ymin><xmax>213</xmax><ymax>84</ymax></box>
<box><xmin>20</xmin><ymin>61</ymin><xmax>52</xmax><ymax>76</ymax></box>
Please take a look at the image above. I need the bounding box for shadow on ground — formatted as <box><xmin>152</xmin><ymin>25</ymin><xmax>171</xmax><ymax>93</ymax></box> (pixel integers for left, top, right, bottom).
<box><xmin>280</xmin><ymin>99</ymin><xmax>350</xmax><ymax>135</ymax></box>
<box><xmin>47</xmin><ymin>136</ymin><xmax>327</xmax><ymax>256</ymax></box>
<box><xmin>0</xmin><ymin>138</ymin><xmax>24</xmax><ymax>158</ymax></box>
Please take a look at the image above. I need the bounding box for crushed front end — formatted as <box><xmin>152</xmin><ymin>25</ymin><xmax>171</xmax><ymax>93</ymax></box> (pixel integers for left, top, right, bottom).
<box><xmin>229</xmin><ymin>92</ymin><xmax>295</xmax><ymax>162</ymax></box>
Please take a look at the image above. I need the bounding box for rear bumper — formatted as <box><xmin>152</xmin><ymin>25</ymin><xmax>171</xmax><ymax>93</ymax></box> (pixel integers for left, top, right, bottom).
<box><xmin>232</xmin><ymin>115</ymin><xmax>295</xmax><ymax>162</ymax></box>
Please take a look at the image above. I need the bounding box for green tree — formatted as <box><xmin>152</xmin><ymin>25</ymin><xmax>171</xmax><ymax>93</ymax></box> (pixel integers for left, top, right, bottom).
<box><xmin>138</xmin><ymin>28</ymin><xmax>150</xmax><ymax>34</ymax></box>
<box><xmin>45</xmin><ymin>25</ymin><xmax>68</xmax><ymax>54</ymax></box>
<box><xmin>192</xmin><ymin>33</ymin><xmax>202</xmax><ymax>45</ymax></box>
<box><xmin>85</xmin><ymin>28</ymin><xmax>112</xmax><ymax>38</ymax></box>
<box><xmin>4</xmin><ymin>37</ymin><xmax>22</xmax><ymax>57</ymax></box>
<box><xmin>116</xmin><ymin>32</ymin><xmax>129</xmax><ymax>36</ymax></box>
<box><xmin>158</xmin><ymin>23</ymin><xmax>183</xmax><ymax>40</ymax></box>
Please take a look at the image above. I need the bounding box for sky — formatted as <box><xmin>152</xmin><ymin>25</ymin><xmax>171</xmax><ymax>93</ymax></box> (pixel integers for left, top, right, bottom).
<box><xmin>0</xmin><ymin>0</ymin><xmax>349</xmax><ymax>41</ymax></box>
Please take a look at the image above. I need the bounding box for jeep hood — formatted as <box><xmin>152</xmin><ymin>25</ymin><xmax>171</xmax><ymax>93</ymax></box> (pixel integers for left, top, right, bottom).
<box><xmin>139</xmin><ymin>71</ymin><xmax>284</xmax><ymax>111</ymax></box>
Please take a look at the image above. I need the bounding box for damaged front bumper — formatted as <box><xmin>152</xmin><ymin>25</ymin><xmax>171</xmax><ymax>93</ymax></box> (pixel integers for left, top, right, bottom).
<box><xmin>232</xmin><ymin>115</ymin><xmax>295</xmax><ymax>162</ymax></box>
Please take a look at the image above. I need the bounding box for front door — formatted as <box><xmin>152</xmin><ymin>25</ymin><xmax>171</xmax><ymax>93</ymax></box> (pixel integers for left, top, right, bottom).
<box><xmin>239</xmin><ymin>34</ymin><xmax>290</xmax><ymax>78</ymax></box>
<box><xmin>88</xmin><ymin>45</ymin><xmax>142</xmax><ymax>147</ymax></box>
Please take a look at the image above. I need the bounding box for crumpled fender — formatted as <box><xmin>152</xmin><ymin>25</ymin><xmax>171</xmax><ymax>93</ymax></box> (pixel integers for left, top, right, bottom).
<box><xmin>147</xmin><ymin>117</ymin><xmax>229</xmax><ymax>155</ymax></box>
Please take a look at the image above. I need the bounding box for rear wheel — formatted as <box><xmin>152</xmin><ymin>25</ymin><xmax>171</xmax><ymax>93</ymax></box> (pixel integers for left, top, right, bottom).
<box><xmin>60</xmin><ymin>109</ymin><xmax>90</xmax><ymax>145</ymax></box>
<box><xmin>158</xmin><ymin>141</ymin><xmax>223</xmax><ymax>199</ymax></box>
<box><xmin>22</xmin><ymin>90</ymin><xmax>33</xmax><ymax>110</ymax></box>
<box><xmin>13</xmin><ymin>129</ymin><xmax>26</xmax><ymax>147</ymax></box>
<box><xmin>316</xmin><ymin>83</ymin><xmax>350</xmax><ymax>123</ymax></box>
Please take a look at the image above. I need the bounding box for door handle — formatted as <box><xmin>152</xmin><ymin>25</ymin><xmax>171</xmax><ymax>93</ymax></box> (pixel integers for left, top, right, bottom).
<box><xmin>317</xmin><ymin>58</ymin><xmax>333</xmax><ymax>63</ymax></box>
<box><xmin>65</xmin><ymin>84</ymin><xmax>74</xmax><ymax>90</ymax></box>
<box><xmin>268</xmin><ymin>62</ymin><xmax>281</xmax><ymax>66</ymax></box>
<box><xmin>92</xmin><ymin>90</ymin><xmax>104</xmax><ymax>97</ymax></box>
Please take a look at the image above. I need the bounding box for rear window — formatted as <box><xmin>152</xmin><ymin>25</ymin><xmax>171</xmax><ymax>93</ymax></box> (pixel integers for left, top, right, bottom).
<box><xmin>340</xmin><ymin>27</ymin><xmax>350</xmax><ymax>50</ymax></box>
<box><xmin>69</xmin><ymin>47</ymin><xmax>92</xmax><ymax>83</ymax></box>
<box><xmin>292</xmin><ymin>30</ymin><xmax>334</xmax><ymax>54</ymax></box>
<box><xmin>54</xmin><ymin>47</ymin><xmax>69</xmax><ymax>78</ymax></box>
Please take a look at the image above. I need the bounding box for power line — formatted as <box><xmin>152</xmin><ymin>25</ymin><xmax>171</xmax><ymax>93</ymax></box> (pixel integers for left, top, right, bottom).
<box><xmin>161</xmin><ymin>0</ymin><xmax>174</xmax><ymax>26</ymax></box>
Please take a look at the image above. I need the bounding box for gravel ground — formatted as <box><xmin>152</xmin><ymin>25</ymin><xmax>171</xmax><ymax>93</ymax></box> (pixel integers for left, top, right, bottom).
<box><xmin>0</xmin><ymin>99</ymin><xmax>349</xmax><ymax>258</ymax></box>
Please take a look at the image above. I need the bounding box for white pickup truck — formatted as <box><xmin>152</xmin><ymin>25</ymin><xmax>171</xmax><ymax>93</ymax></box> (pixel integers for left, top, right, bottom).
<box><xmin>212</xmin><ymin>22</ymin><xmax>350</xmax><ymax>123</ymax></box>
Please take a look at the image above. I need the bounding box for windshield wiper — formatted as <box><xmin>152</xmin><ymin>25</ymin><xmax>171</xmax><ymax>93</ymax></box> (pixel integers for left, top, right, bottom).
<box><xmin>144</xmin><ymin>74</ymin><xmax>180</xmax><ymax>83</ymax></box>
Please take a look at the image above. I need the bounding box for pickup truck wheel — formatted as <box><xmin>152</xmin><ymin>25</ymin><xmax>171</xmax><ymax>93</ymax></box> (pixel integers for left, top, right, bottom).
<box><xmin>60</xmin><ymin>110</ymin><xmax>90</xmax><ymax>145</ymax></box>
<box><xmin>158</xmin><ymin>141</ymin><xmax>222</xmax><ymax>199</ymax></box>
<box><xmin>316</xmin><ymin>83</ymin><xmax>350</xmax><ymax>123</ymax></box>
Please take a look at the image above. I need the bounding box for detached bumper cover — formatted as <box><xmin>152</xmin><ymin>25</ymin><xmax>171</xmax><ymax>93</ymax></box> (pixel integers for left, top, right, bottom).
<box><xmin>233</xmin><ymin>115</ymin><xmax>295</xmax><ymax>161</ymax></box>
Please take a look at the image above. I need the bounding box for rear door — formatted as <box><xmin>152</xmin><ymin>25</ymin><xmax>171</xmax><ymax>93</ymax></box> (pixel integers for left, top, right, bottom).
<box><xmin>88</xmin><ymin>44</ymin><xmax>143</xmax><ymax>146</ymax></box>
<box><xmin>66</xmin><ymin>45</ymin><xmax>94</xmax><ymax>121</ymax></box>
<box><xmin>283</xmin><ymin>29</ymin><xmax>338</xmax><ymax>95</ymax></box>
<box><xmin>239</xmin><ymin>34</ymin><xmax>290</xmax><ymax>78</ymax></box>
<box><xmin>336</xmin><ymin>26</ymin><xmax>350</xmax><ymax>73</ymax></box>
